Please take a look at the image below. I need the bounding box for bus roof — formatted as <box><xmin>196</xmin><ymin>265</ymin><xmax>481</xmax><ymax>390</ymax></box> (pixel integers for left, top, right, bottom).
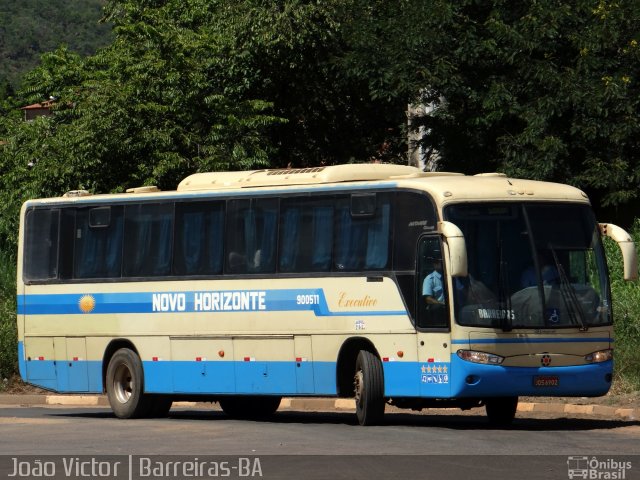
<box><xmin>402</xmin><ymin>174</ymin><xmax>590</xmax><ymax>205</ymax></box>
<box><xmin>28</xmin><ymin>163</ymin><xmax>588</xmax><ymax>206</ymax></box>
<box><xmin>177</xmin><ymin>163</ymin><xmax>423</xmax><ymax>190</ymax></box>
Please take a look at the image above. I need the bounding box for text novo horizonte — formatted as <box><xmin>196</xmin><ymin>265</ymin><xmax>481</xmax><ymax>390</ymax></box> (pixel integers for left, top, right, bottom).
<box><xmin>152</xmin><ymin>292</ymin><xmax>266</xmax><ymax>312</ymax></box>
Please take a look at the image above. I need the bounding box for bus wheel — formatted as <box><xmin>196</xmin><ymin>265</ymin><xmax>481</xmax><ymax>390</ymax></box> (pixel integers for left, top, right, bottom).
<box><xmin>485</xmin><ymin>396</ymin><xmax>518</xmax><ymax>426</ymax></box>
<box><xmin>252</xmin><ymin>396</ymin><xmax>281</xmax><ymax>417</ymax></box>
<box><xmin>219</xmin><ymin>396</ymin><xmax>281</xmax><ymax>419</ymax></box>
<box><xmin>354</xmin><ymin>350</ymin><xmax>385</xmax><ymax>426</ymax></box>
<box><xmin>106</xmin><ymin>348</ymin><xmax>150</xmax><ymax>419</ymax></box>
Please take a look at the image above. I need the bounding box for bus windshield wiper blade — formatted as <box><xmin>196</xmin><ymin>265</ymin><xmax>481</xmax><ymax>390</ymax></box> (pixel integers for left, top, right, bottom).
<box><xmin>549</xmin><ymin>247</ymin><xmax>588</xmax><ymax>331</ymax></box>
<box><xmin>497</xmin><ymin>241</ymin><xmax>512</xmax><ymax>332</ymax></box>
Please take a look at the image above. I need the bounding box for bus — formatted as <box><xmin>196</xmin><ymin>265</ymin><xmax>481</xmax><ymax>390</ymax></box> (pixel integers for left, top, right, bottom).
<box><xmin>16</xmin><ymin>164</ymin><xmax>638</xmax><ymax>425</ymax></box>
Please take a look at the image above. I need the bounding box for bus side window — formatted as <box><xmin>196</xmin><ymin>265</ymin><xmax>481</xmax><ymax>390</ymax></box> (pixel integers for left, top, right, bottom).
<box><xmin>417</xmin><ymin>236</ymin><xmax>449</xmax><ymax>328</ymax></box>
<box><xmin>123</xmin><ymin>203</ymin><xmax>173</xmax><ymax>277</ymax></box>
<box><xmin>279</xmin><ymin>197</ymin><xmax>333</xmax><ymax>273</ymax></box>
<box><xmin>174</xmin><ymin>201</ymin><xmax>224</xmax><ymax>276</ymax></box>
<box><xmin>226</xmin><ymin>198</ymin><xmax>278</xmax><ymax>274</ymax></box>
<box><xmin>334</xmin><ymin>194</ymin><xmax>391</xmax><ymax>271</ymax></box>
<box><xmin>24</xmin><ymin>208</ymin><xmax>60</xmax><ymax>281</ymax></box>
<box><xmin>74</xmin><ymin>206</ymin><xmax>124</xmax><ymax>279</ymax></box>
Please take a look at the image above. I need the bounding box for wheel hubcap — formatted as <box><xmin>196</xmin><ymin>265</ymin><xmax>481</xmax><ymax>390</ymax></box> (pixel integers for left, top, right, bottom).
<box><xmin>354</xmin><ymin>370</ymin><xmax>364</xmax><ymax>406</ymax></box>
<box><xmin>113</xmin><ymin>363</ymin><xmax>133</xmax><ymax>404</ymax></box>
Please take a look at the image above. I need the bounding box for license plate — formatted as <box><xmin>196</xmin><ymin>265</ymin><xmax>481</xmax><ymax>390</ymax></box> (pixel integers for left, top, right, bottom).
<box><xmin>533</xmin><ymin>375</ymin><xmax>559</xmax><ymax>387</ymax></box>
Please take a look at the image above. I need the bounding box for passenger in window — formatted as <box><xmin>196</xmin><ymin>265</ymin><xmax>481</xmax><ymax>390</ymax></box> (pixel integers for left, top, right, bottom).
<box><xmin>423</xmin><ymin>258</ymin><xmax>445</xmax><ymax>305</ymax></box>
<box><xmin>520</xmin><ymin>251</ymin><xmax>559</xmax><ymax>288</ymax></box>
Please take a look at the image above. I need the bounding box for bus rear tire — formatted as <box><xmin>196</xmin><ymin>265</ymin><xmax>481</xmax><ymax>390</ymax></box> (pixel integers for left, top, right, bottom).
<box><xmin>106</xmin><ymin>348</ymin><xmax>151</xmax><ymax>419</ymax></box>
<box><xmin>219</xmin><ymin>396</ymin><xmax>281</xmax><ymax>419</ymax></box>
<box><xmin>354</xmin><ymin>350</ymin><xmax>385</xmax><ymax>426</ymax></box>
<box><xmin>485</xmin><ymin>396</ymin><xmax>518</xmax><ymax>426</ymax></box>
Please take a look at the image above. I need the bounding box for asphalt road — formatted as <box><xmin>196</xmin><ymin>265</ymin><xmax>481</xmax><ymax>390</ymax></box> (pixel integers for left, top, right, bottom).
<box><xmin>1</xmin><ymin>405</ymin><xmax>638</xmax><ymax>480</ymax></box>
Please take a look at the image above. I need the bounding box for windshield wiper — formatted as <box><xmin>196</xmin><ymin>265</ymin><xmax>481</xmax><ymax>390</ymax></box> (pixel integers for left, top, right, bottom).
<box><xmin>549</xmin><ymin>247</ymin><xmax>588</xmax><ymax>331</ymax></box>
<box><xmin>497</xmin><ymin>240</ymin><xmax>513</xmax><ymax>332</ymax></box>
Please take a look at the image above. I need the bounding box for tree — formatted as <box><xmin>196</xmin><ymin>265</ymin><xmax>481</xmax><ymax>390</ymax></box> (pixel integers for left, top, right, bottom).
<box><xmin>340</xmin><ymin>0</ymin><xmax>640</xmax><ymax>206</ymax></box>
<box><xmin>0</xmin><ymin>0</ymin><xmax>112</xmax><ymax>88</ymax></box>
<box><xmin>3</xmin><ymin>0</ymin><xmax>639</xmax><ymax>255</ymax></box>
<box><xmin>0</xmin><ymin>0</ymin><xmax>408</xmax><ymax>250</ymax></box>
<box><xmin>201</xmin><ymin>0</ymin><xmax>405</xmax><ymax>166</ymax></box>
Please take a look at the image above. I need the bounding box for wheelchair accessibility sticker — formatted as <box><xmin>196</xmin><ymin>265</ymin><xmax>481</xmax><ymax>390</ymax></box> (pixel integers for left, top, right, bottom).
<box><xmin>546</xmin><ymin>307</ymin><xmax>561</xmax><ymax>324</ymax></box>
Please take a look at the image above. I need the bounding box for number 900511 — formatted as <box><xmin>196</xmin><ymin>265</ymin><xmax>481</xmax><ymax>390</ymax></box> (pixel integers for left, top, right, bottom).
<box><xmin>296</xmin><ymin>294</ymin><xmax>320</xmax><ymax>305</ymax></box>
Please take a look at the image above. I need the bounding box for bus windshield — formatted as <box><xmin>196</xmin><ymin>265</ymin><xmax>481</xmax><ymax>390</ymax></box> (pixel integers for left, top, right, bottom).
<box><xmin>445</xmin><ymin>203</ymin><xmax>610</xmax><ymax>330</ymax></box>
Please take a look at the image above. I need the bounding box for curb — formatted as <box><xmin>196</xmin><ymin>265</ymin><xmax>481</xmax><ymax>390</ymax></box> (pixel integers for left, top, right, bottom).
<box><xmin>517</xmin><ymin>402</ymin><xmax>638</xmax><ymax>420</ymax></box>
<box><xmin>0</xmin><ymin>394</ymin><xmax>637</xmax><ymax>420</ymax></box>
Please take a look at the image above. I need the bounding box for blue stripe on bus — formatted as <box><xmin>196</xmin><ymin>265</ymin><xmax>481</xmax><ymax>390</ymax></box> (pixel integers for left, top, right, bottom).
<box><xmin>17</xmin><ymin>289</ymin><xmax>406</xmax><ymax>317</ymax></box>
<box><xmin>451</xmin><ymin>337</ymin><xmax>611</xmax><ymax>345</ymax></box>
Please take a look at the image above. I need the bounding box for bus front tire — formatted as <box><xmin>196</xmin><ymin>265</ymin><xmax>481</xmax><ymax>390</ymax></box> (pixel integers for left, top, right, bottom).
<box><xmin>485</xmin><ymin>396</ymin><xmax>518</xmax><ymax>426</ymax></box>
<box><xmin>106</xmin><ymin>348</ymin><xmax>151</xmax><ymax>419</ymax></box>
<box><xmin>354</xmin><ymin>350</ymin><xmax>385</xmax><ymax>426</ymax></box>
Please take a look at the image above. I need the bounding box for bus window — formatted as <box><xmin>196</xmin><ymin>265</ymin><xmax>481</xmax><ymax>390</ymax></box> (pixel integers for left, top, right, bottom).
<box><xmin>334</xmin><ymin>194</ymin><xmax>391</xmax><ymax>271</ymax></box>
<box><xmin>393</xmin><ymin>191</ymin><xmax>437</xmax><ymax>271</ymax></box>
<box><xmin>279</xmin><ymin>197</ymin><xmax>333</xmax><ymax>273</ymax></box>
<box><xmin>123</xmin><ymin>203</ymin><xmax>174</xmax><ymax>277</ymax></box>
<box><xmin>24</xmin><ymin>208</ymin><xmax>60</xmax><ymax>281</ymax></box>
<box><xmin>392</xmin><ymin>191</ymin><xmax>437</xmax><ymax>322</ymax></box>
<box><xmin>74</xmin><ymin>206</ymin><xmax>124</xmax><ymax>278</ymax></box>
<box><xmin>174</xmin><ymin>201</ymin><xmax>224</xmax><ymax>276</ymax></box>
<box><xmin>226</xmin><ymin>198</ymin><xmax>278</xmax><ymax>274</ymax></box>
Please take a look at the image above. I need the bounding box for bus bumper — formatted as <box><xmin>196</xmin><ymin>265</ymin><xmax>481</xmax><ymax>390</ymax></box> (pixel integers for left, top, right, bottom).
<box><xmin>449</xmin><ymin>355</ymin><xmax>613</xmax><ymax>398</ymax></box>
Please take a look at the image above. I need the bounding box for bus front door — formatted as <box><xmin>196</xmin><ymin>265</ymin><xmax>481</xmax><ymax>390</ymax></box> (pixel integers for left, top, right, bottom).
<box><xmin>417</xmin><ymin>236</ymin><xmax>452</xmax><ymax>398</ymax></box>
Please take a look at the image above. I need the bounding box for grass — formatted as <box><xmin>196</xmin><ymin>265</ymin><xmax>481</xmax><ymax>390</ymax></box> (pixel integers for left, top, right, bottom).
<box><xmin>604</xmin><ymin>219</ymin><xmax>640</xmax><ymax>393</ymax></box>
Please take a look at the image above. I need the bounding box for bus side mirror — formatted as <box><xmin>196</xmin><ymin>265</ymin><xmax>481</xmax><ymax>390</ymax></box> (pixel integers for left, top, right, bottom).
<box><xmin>439</xmin><ymin>221</ymin><xmax>468</xmax><ymax>277</ymax></box>
<box><xmin>599</xmin><ymin>223</ymin><xmax>638</xmax><ymax>281</ymax></box>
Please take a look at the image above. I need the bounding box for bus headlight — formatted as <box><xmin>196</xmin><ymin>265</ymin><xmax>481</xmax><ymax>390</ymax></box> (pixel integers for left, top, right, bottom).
<box><xmin>457</xmin><ymin>349</ymin><xmax>504</xmax><ymax>365</ymax></box>
<box><xmin>584</xmin><ymin>349</ymin><xmax>613</xmax><ymax>363</ymax></box>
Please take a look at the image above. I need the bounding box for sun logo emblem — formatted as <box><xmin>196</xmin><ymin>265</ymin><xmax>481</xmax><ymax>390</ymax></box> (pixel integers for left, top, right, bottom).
<box><xmin>78</xmin><ymin>295</ymin><xmax>96</xmax><ymax>313</ymax></box>
<box><xmin>541</xmin><ymin>354</ymin><xmax>552</xmax><ymax>367</ymax></box>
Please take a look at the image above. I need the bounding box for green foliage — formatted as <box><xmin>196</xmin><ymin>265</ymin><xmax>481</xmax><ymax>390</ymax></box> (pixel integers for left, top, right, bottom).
<box><xmin>0</xmin><ymin>0</ymin><xmax>408</xmax><ymax>256</ymax></box>
<box><xmin>0</xmin><ymin>0</ymin><xmax>112</xmax><ymax>88</ymax></box>
<box><xmin>2</xmin><ymin>0</ymin><xmax>639</xmax><ymax>217</ymax></box>
<box><xmin>0</xmin><ymin>253</ymin><xmax>17</xmax><ymax>383</ymax></box>
<box><xmin>340</xmin><ymin>0</ymin><xmax>640</xmax><ymax>206</ymax></box>
<box><xmin>604</xmin><ymin>220</ymin><xmax>640</xmax><ymax>392</ymax></box>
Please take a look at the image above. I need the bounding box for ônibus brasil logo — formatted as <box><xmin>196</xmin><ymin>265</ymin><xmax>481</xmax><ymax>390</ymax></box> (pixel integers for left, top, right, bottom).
<box><xmin>567</xmin><ymin>456</ymin><xmax>632</xmax><ymax>480</ymax></box>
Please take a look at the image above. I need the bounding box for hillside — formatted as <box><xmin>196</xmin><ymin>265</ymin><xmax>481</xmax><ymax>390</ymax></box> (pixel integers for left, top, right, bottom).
<box><xmin>0</xmin><ymin>0</ymin><xmax>112</xmax><ymax>88</ymax></box>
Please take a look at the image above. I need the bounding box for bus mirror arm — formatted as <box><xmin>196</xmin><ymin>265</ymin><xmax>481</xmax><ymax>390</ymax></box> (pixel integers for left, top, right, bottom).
<box><xmin>599</xmin><ymin>223</ymin><xmax>638</xmax><ymax>281</ymax></box>
<box><xmin>438</xmin><ymin>221</ymin><xmax>468</xmax><ymax>278</ymax></box>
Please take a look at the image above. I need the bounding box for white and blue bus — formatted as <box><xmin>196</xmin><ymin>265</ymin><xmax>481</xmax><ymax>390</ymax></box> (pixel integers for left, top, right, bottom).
<box><xmin>17</xmin><ymin>164</ymin><xmax>637</xmax><ymax>425</ymax></box>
